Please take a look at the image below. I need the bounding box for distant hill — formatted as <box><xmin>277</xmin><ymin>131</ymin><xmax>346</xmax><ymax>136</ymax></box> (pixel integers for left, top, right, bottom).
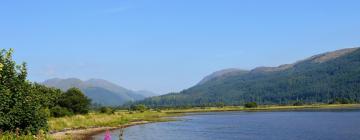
<box><xmin>138</xmin><ymin>47</ymin><xmax>360</xmax><ymax>107</ymax></box>
<box><xmin>42</xmin><ymin>78</ymin><xmax>156</xmax><ymax>106</ymax></box>
<box><xmin>135</xmin><ymin>90</ymin><xmax>158</xmax><ymax>97</ymax></box>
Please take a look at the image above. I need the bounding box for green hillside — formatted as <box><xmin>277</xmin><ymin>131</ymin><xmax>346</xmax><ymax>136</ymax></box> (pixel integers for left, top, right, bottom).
<box><xmin>138</xmin><ymin>47</ymin><xmax>360</xmax><ymax>107</ymax></box>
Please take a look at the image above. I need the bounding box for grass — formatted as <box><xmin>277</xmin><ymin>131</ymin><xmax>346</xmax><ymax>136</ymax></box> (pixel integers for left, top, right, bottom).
<box><xmin>0</xmin><ymin>131</ymin><xmax>51</xmax><ymax>140</ymax></box>
<box><xmin>48</xmin><ymin>111</ymin><xmax>174</xmax><ymax>132</ymax></box>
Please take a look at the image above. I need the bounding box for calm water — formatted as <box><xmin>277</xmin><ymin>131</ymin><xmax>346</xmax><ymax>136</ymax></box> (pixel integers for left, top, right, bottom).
<box><xmin>93</xmin><ymin>109</ymin><xmax>360</xmax><ymax>140</ymax></box>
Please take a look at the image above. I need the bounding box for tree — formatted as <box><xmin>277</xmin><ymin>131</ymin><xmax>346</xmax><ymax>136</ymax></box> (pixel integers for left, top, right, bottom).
<box><xmin>58</xmin><ymin>88</ymin><xmax>91</xmax><ymax>114</ymax></box>
<box><xmin>215</xmin><ymin>102</ymin><xmax>225</xmax><ymax>108</ymax></box>
<box><xmin>0</xmin><ymin>49</ymin><xmax>48</xmax><ymax>134</ymax></box>
<box><xmin>99</xmin><ymin>107</ymin><xmax>114</xmax><ymax>114</ymax></box>
<box><xmin>130</xmin><ymin>104</ymin><xmax>147</xmax><ymax>112</ymax></box>
<box><xmin>244</xmin><ymin>102</ymin><xmax>258</xmax><ymax>108</ymax></box>
<box><xmin>50</xmin><ymin>106</ymin><xmax>73</xmax><ymax>117</ymax></box>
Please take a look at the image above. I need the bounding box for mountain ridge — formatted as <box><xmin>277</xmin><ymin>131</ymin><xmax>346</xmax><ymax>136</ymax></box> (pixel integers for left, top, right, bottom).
<box><xmin>137</xmin><ymin>47</ymin><xmax>360</xmax><ymax>107</ymax></box>
<box><xmin>42</xmin><ymin>78</ymin><xmax>157</xmax><ymax>106</ymax></box>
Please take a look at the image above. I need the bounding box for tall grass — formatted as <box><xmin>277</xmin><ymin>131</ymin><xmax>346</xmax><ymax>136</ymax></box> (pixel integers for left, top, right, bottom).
<box><xmin>48</xmin><ymin>111</ymin><xmax>171</xmax><ymax>131</ymax></box>
<box><xmin>0</xmin><ymin>130</ymin><xmax>52</xmax><ymax>140</ymax></box>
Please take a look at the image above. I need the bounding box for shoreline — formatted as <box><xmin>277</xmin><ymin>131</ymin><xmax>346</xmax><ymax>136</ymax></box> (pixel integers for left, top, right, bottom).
<box><xmin>51</xmin><ymin>121</ymin><xmax>152</xmax><ymax>140</ymax></box>
<box><xmin>50</xmin><ymin>104</ymin><xmax>360</xmax><ymax>139</ymax></box>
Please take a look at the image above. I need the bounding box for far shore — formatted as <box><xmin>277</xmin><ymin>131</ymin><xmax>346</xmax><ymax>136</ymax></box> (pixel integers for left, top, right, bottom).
<box><xmin>50</xmin><ymin>104</ymin><xmax>360</xmax><ymax>139</ymax></box>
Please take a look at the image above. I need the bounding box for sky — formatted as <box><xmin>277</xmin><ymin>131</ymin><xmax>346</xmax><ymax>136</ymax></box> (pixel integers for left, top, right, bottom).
<box><xmin>1</xmin><ymin>0</ymin><xmax>359</xmax><ymax>94</ymax></box>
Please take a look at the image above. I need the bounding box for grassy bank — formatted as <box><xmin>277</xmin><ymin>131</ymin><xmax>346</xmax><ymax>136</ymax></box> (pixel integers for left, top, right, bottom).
<box><xmin>48</xmin><ymin>111</ymin><xmax>175</xmax><ymax>132</ymax></box>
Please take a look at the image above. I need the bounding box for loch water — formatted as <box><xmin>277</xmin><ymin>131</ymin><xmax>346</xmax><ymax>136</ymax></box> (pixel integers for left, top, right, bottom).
<box><xmin>92</xmin><ymin>109</ymin><xmax>360</xmax><ymax>140</ymax></box>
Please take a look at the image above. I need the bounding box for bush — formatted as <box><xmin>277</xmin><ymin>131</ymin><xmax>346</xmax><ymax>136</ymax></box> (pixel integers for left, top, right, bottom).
<box><xmin>293</xmin><ymin>101</ymin><xmax>304</xmax><ymax>106</ymax></box>
<box><xmin>215</xmin><ymin>102</ymin><xmax>225</xmax><ymax>108</ymax></box>
<box><xmin>58</xmin><ymin>88</ymin><xmax>91</xmax><ymax>115</ymax></box>
<box><xmin>244</xmin><ymin>102</ymin><xmax>258</xmax><ymax>108</ymax></box>
<box><xmin>130</xmin><ymin>104</ymin><xmax>147</xmax><ymax>112</ymax></box>
<box><xmin>0</xmin><ymin>49</ymin><xmax>48</xmax><ymax>134</ymax></box>
<box><xmin>330</xmin><ymin>98</ymin><xmax>353</xmax><ymax>104</ymax></box>
<box><xmin>99</xmin><ymin>107</ymin><xmax>114</xmax><ymax>114</ymax></box>
<box><xmin>51</xmin><ymin>106</ymin><xmax>73</xmax><ymax>117</ymax></box>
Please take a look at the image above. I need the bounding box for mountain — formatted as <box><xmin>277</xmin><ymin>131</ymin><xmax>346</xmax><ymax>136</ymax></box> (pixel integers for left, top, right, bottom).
<box><xmin>135</xmin><ymin>90</ymin><xmax>158</xmax><ymax>97</ymax></box>
<box><xmin>138</xmin><ymin>47</ymin><xmax>360</xmax><ymax>107</ymax></box>
<box><xmin>197</xmin><ymin>68</ymin><xmax>249</xmax><ymax>85</ymax></box>
<box><xmin>42</xmin><ymin>78</ymin><xmax>156</xmax><ymax>106</ymax></box>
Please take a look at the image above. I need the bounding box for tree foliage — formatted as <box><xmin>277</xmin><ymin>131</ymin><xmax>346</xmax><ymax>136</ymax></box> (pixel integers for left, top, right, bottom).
<box><xmin>244</xmin><ymin>102</ymin><xmax>258</xmax><ymax>108</ymax></box>
<box><xmin>0</xmin><ymin>49</ymin><xmax>47</xmax><ymax>134</ymax></box>
<box><xmin>130</xmin><ymin>104</ymin><xmax>147</xmax><ymax>112</ymax></box>
<box><xmin>58</xmin><ymin>88</ymin><xmax>91</xmax><ymax>115</ymax></box>
<box><xmin>0</xmin><ymin>49</ymin><xmax>92</xmax><ymax>134</ymax></box>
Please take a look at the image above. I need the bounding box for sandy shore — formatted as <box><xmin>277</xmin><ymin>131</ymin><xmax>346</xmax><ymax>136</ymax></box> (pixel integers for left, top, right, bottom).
<box><xmin>51</xmin><ymin>121</ymin><xmax>150</xmax><ymax>140</ymax></box>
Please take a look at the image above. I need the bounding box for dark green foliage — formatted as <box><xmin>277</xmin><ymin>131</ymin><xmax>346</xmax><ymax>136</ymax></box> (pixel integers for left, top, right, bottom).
<box><xmin>293</xmin><ymin>101</ymin><xmax>305</xmax><ymax>106</ymax></box>
<box><xmin>99</xmin><ymin>107</ymin><xmax>114</xmax><ymax>114</ymax></box>
<box><xmin>137</xmin><ymin>48</ymin><xmax>360</xmax><ymax>107</ymax></box>
<box><xmin>0</xmin><ymin>49</ymin><xmax>94</xmax><ymax>134</ymax></box>
<box><xmin>244</xmin><ymin>102</ymin><xmax>258</xmax><ymax>108</ymax></box>
<box><xmin>215</xmin><ymin>102</ymin><xmax>225</xmax><ymax>108</ymax></box>
<box><xmin>130</xmin><ymin>104</ymin><xmax>147</xmax><ymax>112</ymax></box>
<box><xmin>330</xmin><ymin>98</ymin><xmax>354</xmax><ymax>104</ymax></box>
<box><xmin>58</xmin><ymin>88</ymin><xmax>91</xmax><ymax>115</ymax></box>
<box><xmin>0</xmin><ymin>49</ymin><xmax>48</xmax><ymax>134</ymax></box>
<box><xmin>50</xmin><ymin>106</ymin><xmax>73</xmax><ymax>117</ymax></box>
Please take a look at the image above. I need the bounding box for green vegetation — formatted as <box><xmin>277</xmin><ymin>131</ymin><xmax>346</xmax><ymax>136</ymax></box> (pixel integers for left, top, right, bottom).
<box><xmin>58</xmin><ymin>88</ymin><xmax>91</xmax><ymax>115</ymax></box>
<box><xmin>0</xmin><ymin>49</ymin><xmax>91</xmax><ymax>136</ymax></box>
<box><xmin>99</xmin><ymin>107</ymin><xmax>115</xmax><ymax>114</ymax></box>
<box><xmin>137</xmin><ymin>48</ymin><xmax>360</xmax><ymax>107</ymax></box>
<box><xmin>48</xmin><ymin>111</ymin><xmax>171</xmax><ymax>132</ymax></box>
<box><xmin>0</xmin><ymin>49</ymin><xmax>48</xmax><ymax>134</ymax></box>
<box><xmin>244</xmin><ymin>102</ymin><xmax>258</xmax><ymax>108</ymax></box>
<box><xmin>130</xmin><ymin>104</ymin><xmax>148</xmax><ymax>112</ymax></box>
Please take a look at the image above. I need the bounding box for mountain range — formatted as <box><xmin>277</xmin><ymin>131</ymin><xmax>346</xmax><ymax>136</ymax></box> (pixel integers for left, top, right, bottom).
<box><xmin>138</xmin><ymin>47</ymin><xmax>360</xmax><ymax>107</ymax></box>
<box><xmin>42</xmin><ymin>78</ymin><xmax>157</xmax><ymax>106</ymax></box>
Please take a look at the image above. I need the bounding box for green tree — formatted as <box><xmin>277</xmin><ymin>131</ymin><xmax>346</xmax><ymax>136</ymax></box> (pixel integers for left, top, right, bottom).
<box><xmin>58</xmin><ymin>88</ymin><xmax>91</xmax><ymax>114</ymax></box>
<box><xmin>50</xmin><ymin>106</ymin><xmax>73</xmax><ymax>117</ymax></box>
<box><xmin>244</xmin><ymin>102</ymin><xmax>258</xmax><ymax>108</ymax></box>
<box><xmin>215</xmin><ymin>102</ymin><xmax>225</xmax><ymax>108</ymax></box>
<box><xmin>99</xmin><ymin>107</ymin><xmax>114</xmax><ymax>114</ymax></box>
<box><xmin>130</xmin><ymin>104</ymin><xmax>147</xmax><ymax>112</ymax></box>
<box><xmin>0</xmin><ymin>49</ymin><xmax>48</xmax><ymax>134</ymax></box>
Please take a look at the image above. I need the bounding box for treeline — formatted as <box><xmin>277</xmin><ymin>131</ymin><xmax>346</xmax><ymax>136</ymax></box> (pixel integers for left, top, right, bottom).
<box><xmin>136</xmin><ymin>48</ymin><xmax>360</xmax><ymax>107</ymax></box>
<box><xmin>0</xmin><ymin>49</ymin><xmax>91</xmax><ymax>134</ymax></box>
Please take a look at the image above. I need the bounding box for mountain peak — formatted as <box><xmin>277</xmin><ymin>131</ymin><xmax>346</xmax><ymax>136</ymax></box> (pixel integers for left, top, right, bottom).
<box><xmin>309</xmin><ymin>47</ymin><xmax>359</xmax><ymax>63</ymax></box>
<box><xmin>198</xmin><ymin>68</ymin><xmax>249</xmax><ymax>85</ymax></box>
<box><xmin>42</xmin><ymin>78</ymin><xmax>157</xmax><ymax>106</ymax></box>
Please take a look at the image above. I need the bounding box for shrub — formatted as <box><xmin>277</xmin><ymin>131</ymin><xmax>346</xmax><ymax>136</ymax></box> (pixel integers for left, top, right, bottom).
<box><xmin>0</xmin><ymin>49</ymin><xmax>48</xmax><ymax>134</ymax></box>
<box><xmin>51</xmin><ymin>106</ymin><xmax>73</xmax><ymax>117</ymax></box>
<box><xmin>130</xmin><ymin>104</ymin><xmax>147</xmax><ymax>112</ymax></box>
<box><xmin>293</xmin><ymin>101</ymin><xmax>304</xmax><ymax>106</ymax></box>
<box><xmin>330</xmin><ymin>98</ymin><xmax>353</xmax><ymax>104</ymax></box>
<box><xmin>244</xmin><ymin>102</ymin><xmax>258</xmax><ymax>108</ymax></box>
<box><xmin>58</xmin><ymin>88</ymin><xmax>91</xmax><ymax>115</ymax></box>
<box><xmin>100</xmin><ymin>107</ymin><xmax>114</xmax><ymax>114</ymax></box>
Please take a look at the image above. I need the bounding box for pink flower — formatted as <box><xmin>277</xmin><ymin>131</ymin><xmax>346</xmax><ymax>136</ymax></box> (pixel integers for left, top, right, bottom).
<box><xmin>104</xmin><ymin>130</ymin><xmax>111</xmax><ymax>140</ymax></box>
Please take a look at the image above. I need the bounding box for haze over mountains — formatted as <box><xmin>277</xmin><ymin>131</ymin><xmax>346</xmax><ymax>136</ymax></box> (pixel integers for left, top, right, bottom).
<box><xmin>42</xmin><ymin>78</ymin><xmax>157</xmax><ymax>106</ymax></box>
<box><xmin>138</xmin><ymin>47</ymin><xmax>360</xmax><ymax>107</ymax></box>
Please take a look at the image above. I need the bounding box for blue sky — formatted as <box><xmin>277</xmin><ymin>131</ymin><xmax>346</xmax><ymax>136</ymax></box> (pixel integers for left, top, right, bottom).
<box><xmin>1</xmin><ymin>0</ymin><xmax>359</xmax><ymax>94</ymax></box>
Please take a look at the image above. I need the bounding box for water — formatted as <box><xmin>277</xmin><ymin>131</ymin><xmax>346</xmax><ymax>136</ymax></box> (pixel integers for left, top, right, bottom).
<box><xmin>92</xmin><ymin>109</ymin><xmax>360</xmax><ymax>140</ymax></box>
